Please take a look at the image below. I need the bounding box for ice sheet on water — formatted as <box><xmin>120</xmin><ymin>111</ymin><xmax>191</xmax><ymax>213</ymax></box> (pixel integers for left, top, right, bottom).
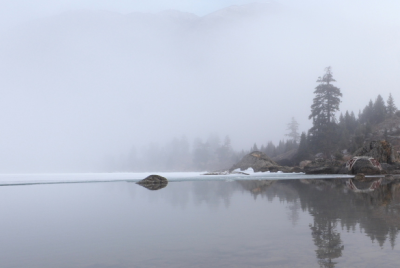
<box><xmin>0</xmin><ymin>171</ymin><xmax>355</xmax><ymax>186</ymax></box>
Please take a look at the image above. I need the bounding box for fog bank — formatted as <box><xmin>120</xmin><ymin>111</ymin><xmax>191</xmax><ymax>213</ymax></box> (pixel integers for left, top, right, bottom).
<box><xmin>0</xmin><ymin>2</ymin><xmax>399</xmax><ymax>172</ymax></box>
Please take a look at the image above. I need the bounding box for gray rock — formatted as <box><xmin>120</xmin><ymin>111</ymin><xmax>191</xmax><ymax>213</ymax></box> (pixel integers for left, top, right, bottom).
<box><xmin>350</xmin><ymin>157</ymin><xmax>381</xmax><ymax>175</ymax></box>
<box><xmin>272</xmin><ymin>149</ymin><xmax>297</xmax><ymax>166</ymax></box>
<box><xmin>136</xmin><ymin>175</ymin><xmax>168</xmax><ymax>191</ymax></box>
<box><xmin>299</xmin><ymin>160</ymin><xmax>312</xmax><ymax>168</ymax></box>
<box><xmin>229</xmin><ymin>151</ymin><xmax>279</xmax><ymax>172</ymax></box>
<box><xmin>354</xmin><ymin>140</ymin><xmax>399</xmax><ymax>164</ymax></box>
<box><xmin>354</xmin><ymin>173</ymin><xmax>366</xmax><ymax>181</ymax></box>
<box><xmin>305</xmin><ymin>166</ymin><xmax>338</xmax><ymax>174</ymax></box>
<box><xmin>304</xmin><ymin>159</ymin><xmax>343</xmax><ymax>174</ymax></box>
<box><xmin>290</xmin><ymin>167</ymin><xmax>303</xmax><ymax>173</ymax></box>
<box><xmin>277</xmin><ymin>166</ymin><xmax>295</xmax><ymax>173</ymax></box>
<box><xmin>336</xmin><ymin>163</ymin><xmax>350</xmax><ymax>174</ymax></box>
<box><xmin>380</xmin><ymin>162</ymin><xmax>400</xmax><ymax>174</ymax></box>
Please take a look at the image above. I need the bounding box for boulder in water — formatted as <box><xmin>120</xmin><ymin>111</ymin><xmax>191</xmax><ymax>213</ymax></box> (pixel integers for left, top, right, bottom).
<box><xmin>136</xmin><ymin>175</ymin><xmax>168</xmax><ymax>191</ymax></box>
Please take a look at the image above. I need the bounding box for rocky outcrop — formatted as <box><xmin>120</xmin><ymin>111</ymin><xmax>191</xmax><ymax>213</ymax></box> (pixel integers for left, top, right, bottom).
<box><xmin>136</xmin><ymin>175</ymin><xmax>168</xmax><ymax>190</ymax></box>
<box><xmin>381</xmin><ymin>163</ymin><xmax>400</xmax><ymax>174</ymax></box>
<box><xmin>300</xmin><ymin>160</ymin><xmax>312</xmax><ymax>168</ymax></box>
<box><xmin>354</xmin><ymin>140</ymin><xmax>399</xmax><ymax>164</ymax></box>
<box><xmin>229</xmin><ymin>151</ymin><xmax>280</xmax><ymax>172</ymax></box>
<box><xmin>349</xmin><ymin>140</ymin><xmax>400</xmax><ymax>174</ymax></box>
<box><xmin>272</xmin><ymin>149</ymin><xmax>297</xmax><ymax>166</ymax></box>
<box><xmin>229</xmin><ymin>151</ymin><xmax>298</xmax><ymax>173</ymax></box>
<box><xmin>303</xmin><ymin>159</ymin><xmax>345</xmax><ymax>174</ymax></box>
<box><xmin>347</xmin><ymin>156</ymin><xmax>382</xmax><ymax>175</ymax></box>
<box><xmin>371</xmin><ymin>116</ymin><xmax>400</xmax><ymax>152</ymax></box>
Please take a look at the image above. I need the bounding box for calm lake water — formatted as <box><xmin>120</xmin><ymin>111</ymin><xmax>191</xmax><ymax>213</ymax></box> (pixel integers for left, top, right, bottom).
<box><xmin>0</xmin><ymin>174</ymin><xmax>399</xmax><ymax>267</ymax></box>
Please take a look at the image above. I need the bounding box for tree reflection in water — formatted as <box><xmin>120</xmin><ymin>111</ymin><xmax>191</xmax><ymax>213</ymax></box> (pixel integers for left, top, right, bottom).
<box><xmin>310</xmin><ymin>220</ymin><xmax>343</xmax><ymax>267</ymax></box>
<box><xmin>235</xmin><ymin>176</ymin><xmax>400</xmax><ymax>267</ymax></box>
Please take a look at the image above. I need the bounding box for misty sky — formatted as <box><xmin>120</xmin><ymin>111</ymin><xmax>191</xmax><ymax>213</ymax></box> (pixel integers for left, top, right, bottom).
<box><xmin>0</xmin><ymin>0</ymin><xmax>400</xmax><ymax>172</ymax></box>
<box><xmin>2</xmin><ymin>0</ymin><xmax>400</xmax><ymax>24</ymax></box>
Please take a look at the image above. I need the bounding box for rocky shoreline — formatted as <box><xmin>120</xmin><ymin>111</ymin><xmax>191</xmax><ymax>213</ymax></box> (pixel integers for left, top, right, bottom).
<box><xmin>206</xmin><ymin>140</ymin><xmax>400</xmax><ymax>177</ymax></box>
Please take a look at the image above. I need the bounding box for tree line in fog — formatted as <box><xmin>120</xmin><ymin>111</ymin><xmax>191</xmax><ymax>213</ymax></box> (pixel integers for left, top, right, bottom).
<box><xmin>105</xmin><ymin>67</ymin><xmax>399</xmax><ymax>172</ymax></box>
<box><xmin>262</xmin><ymin>67</ymin><xmax>399</xmax><ymax>165</ymax></box>
<box><xmin>103</xmin><ymin>134</ymin><xmax>247</xmax><ymax>172</ymax></box>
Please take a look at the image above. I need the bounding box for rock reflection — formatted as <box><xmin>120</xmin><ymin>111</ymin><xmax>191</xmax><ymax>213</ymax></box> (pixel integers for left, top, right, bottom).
<box><xmin>346</xmin><ymin>178</ymin><xmax>382</xmax><ymax>193</ymax></box>
<box><xmin>236</xmin><ymin>180</ymin><xmax>276</xmax><ymax>198</ymax></box>
<box><xmin>136</xmin><ymin>182</ymin><xmax>168</xmax><ymax>191</ymax></box>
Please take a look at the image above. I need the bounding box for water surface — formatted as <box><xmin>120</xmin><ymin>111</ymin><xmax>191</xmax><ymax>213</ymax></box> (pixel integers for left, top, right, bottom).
<box><xmin>0</xmin><ymin>174</ymin><xmax>399</xmax><ymax>267</ymax></box>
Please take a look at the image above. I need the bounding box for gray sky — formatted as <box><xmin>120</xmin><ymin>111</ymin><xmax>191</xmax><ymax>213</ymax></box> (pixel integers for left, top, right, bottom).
<box><xmin>0</xmin><ymin>0</ymin><xmax>400</xmax><ymax>172</ymax></box>
<box><xmin>2</xmin><ymin>0</ymin><xmax>400</xmax><ymax>23</ymax></box>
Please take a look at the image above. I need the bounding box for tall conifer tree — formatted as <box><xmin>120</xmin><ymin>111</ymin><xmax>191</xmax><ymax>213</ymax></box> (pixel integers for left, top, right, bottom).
<box><xmin>309</xmin><ymin>67</ymin><xmax>342</xmax><ymax>156</ymax></box>
<box><xmin>387</xmin><ymin>93</ymin><xmax>397</xmax><ymax>117</ymax></box>
<box><xmin>295</xmin><ymin>132</ymin><xmax>309</xmax><ymax>163</ymax></box>
<box><xmin>372</xmin><ymin>95</ymin><xmax>386</xmax><ymax>123</ymax></box>
<box><xmin>286</xmin><ymin>117</ymin><xmax>300</xmax><ymax>143</ymax></box>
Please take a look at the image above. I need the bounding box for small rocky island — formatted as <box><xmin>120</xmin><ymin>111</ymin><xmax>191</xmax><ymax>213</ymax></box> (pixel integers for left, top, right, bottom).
<box><xmin>136</xmin><ymin>175</ymin><xmax>168</xmax><ymax>190</ymax></box>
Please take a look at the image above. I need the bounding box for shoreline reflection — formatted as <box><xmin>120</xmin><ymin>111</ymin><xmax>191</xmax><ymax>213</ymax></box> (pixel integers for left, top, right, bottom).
<box><xmin>234</xmin><ymin>178</ymin><xmax>400</xmax><ymax>267</ymax></box>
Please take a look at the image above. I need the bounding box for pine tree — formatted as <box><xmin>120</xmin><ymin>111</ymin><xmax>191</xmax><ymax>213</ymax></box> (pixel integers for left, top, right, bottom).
<box><xmin>251</xmin><ymin>143</ymin><xmax>259</xmax><ymax>152</ymax></box>
<box><xmin>360</xmin><ymin>100</ymin><xmax>374</xmax><ymax>124</ymax></box>
<box><xmin>284</xmin><ymin>139</ymin><xmax>298</xmax><ymax>152</ymax></box>
<box><xmin>372</xmin><ymin>95</ymin><xmax>386</xmax><ymax>123</ymax></box>
<box><xmin>339</xmin><ymin>113</ymin><xmax>344</xmax><ymax>125</ymax></box>
<box><xmin>309</xmin><ymin>67</ymin><xmax>342</xmax><ymax>156</ymax></box>
<box><xmin>387</xmin><ymin>93</ymin><xmax>397</xmax><ymax>117</ymax></box>
<box><xmin>286</xmin><ymin>117</ymin><xmax>300</xmax><ymax>143</ymax></box>
<box><xmin>309</xmin><ymin>67</ymin><xmax>342</xmax><ymax>124</ymax></box>
<box><xmin>276</xmin><ymin>140</ymin><xmax>285</xmax><ymax>155</ymax></box>
<box><xmin>335</xmin><ymin>110</ymin><xmax>360</xmax><ymax>151</ymax></box>
<box><xmin>295</xmin><ymin>132</ymin><xmax>309</xmax><ymax>163</ymax></box>
<box><xmin>342</xmin><ymin>111</ymin><xmax>357</xmax><ymax>134</ymax></box>
<box><xmin>265</xmin><ymin>141</ymin><xmax>276</xmax><ymax>157</ymax></box>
